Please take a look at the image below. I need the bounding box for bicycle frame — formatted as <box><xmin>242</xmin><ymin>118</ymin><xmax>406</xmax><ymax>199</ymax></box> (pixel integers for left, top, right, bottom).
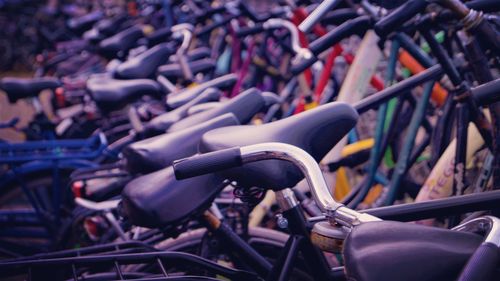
<box><xmin>0</xmin><ymin>134</ymin><xmax>106</xmax><ymax>255</ymax></box>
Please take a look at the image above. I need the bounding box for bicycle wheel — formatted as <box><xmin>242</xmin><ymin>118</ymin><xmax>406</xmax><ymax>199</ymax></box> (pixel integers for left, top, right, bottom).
<box><xmin>0</xmin><ymin>170</ymin><xmax>72</xmax><ymax>257</ymax></box>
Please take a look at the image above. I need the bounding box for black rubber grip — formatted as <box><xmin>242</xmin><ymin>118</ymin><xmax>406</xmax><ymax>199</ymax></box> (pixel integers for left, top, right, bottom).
<box><xmin>236</xmin><ymin>24</ymin><xmax>265</xmax><ymax>37</ymax></box>
<box><xmin>173</xmin><ymin>147</ymin><xmax>242</xmax><ymax>180</ymax></box>
<box><xmin>457</xmin><ymin>242</ymin><xmax>499</xmax><ymax>281</ymax></box>
<box><xmin>291</xmin><ymin>16</ymin><xmax>372</xmax><ymax>75</ymax></box>
<box><xmin>472</xmin><ymin>78</ymin><xmax>500</xmax><ymax>106</ymax></box>
<box><xmin>374</xmin><ymin>0</ymin><xmax>429</xmax><ymax>38</ymax></box>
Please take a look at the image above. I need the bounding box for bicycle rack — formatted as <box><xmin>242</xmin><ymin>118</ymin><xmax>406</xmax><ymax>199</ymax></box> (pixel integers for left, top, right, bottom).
<box><xmin>0</xmin><ymin>133</ymin><xmax>107</xmax><ymax>164</ymax></box>
<box><xmin>0</xmin><ymin>241</ymin><xmax>258</xmax><ymax>281</ymax></box>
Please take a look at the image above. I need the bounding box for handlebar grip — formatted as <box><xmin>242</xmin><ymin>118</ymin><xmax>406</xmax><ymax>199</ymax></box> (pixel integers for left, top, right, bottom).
<box><xmin>236</xmin><ymin>24</ymin><xmax>265</xmax><ymax>37</ymax></box>
<box><xmin>374</xmin><ymin>0</ymin><xmax>429</xmax><ymax>38</ymax></box>
<box><xmin>457</xmin><ymin>242</ymin><xmax>499</xmax><ymax>281</ymax></box>
<box><xmin>173</xmin><ymin>147</ymin><xmax>242</xmax><ymax>180</ymax></box>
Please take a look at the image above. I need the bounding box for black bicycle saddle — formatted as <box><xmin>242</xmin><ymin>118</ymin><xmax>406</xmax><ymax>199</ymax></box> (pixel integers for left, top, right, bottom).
<box><xmin>87</xmin><ymin>77</ymin><xmax>161</xmax><ymax>112</ymax></box>
<box><xmin>67</xmin><ymin>11</ymin><xmax>103</xmax><ymax>34</ymax></box>
<box><xmin>124</xmin><ymin>113</ymin><xmax>239</xmax><ymax>174</ymax></box>
<box><xmin>199</xmin><ymin>102</ymin><xmax>358</xmax><ymax>190</ymax></box>
<box><xmin>1</xmin><ymin>77</ymin><xmax>61</xmax><ymax>103</ymax></box>
<box><xmin>99</xmin><ymin>26</ymin><xmax>143</xmax><ymax>58</ymax></box>
<box><xmin>165</xmin><ymin>74</ymin><xmax>237</xmax><ymax>110</ymax></box>
<box><xmin>96</xmin><ymin>15</ymin><xmax>127</xmax><ymax>35</ymax></box>
<box><xmin>142</xmin><ymin>88</ymin><xmax>221</xmax><ymax>137</ymax></box>
<box><xmin>115</xmin><ymin>43</ymin><xmax>174</xmax><ymax>79</ymax></box>
<box><xmin>167</xmin><ymin>88</ymin><xmax>268</xmax><ymax>132</ymax></box>
<box><xmin>143</xmin><ymin>27</ymin><xmax>172</xmax><ymax>47</ymax></box>
<box><xmin>120</xmin><ymin>166</ymin><xmax>225</xmax><ymax>228</ymax></box>
<box><xmin>157</xmin><ymin>58</ymin><xmax>216</xmax><ymax>80</ymax></box>
<box><xmin>343</xmin><ymin>221</ymin><xmax>484</xmax><ymax>281</ymax></box>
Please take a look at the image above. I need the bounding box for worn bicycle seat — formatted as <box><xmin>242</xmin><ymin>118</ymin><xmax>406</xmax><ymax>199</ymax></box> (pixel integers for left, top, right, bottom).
<box><xmin>199</xmin><ymin>102</ymin><xmax>358</xmax><ymax>190</ymax></box>
<box><xmin>142</xmin><ymin>88</ymin><xmax>221</xmax><ymax>136</ymax></box>
<box><xmin>165</xmin><ymin>74</ymin><xmax>237</xmax><ymax>110</ymax></box>
<box><xmin>124</xmin><ymin>113</ymin><xmax>239</xmax><ymax>174</ymax></box>
<box><xmin>168</xmin><ymin>88</ymin><xmax>268</xmax><ymax>132</ymax></box>
<box><xmin>87</xmin><ymin>77</ymin><xmax>161</xmax><ymax>112</ymax></box>
<box><xmin>67</xmin><ymin>11</ymin><xmax>104</xmax><ymax>34</ymax></box>
<box><xmin>143</xmin><ymin>27</ymin><xmax>172</xmax><ymax>47</ymax></box>
<box><xmin>157</xmin><ymin>58</ymin><xmax>216</xmax><ymax>80</ymax></box>
<box><xmin>99</xmin><ymin>26</ymin><xmax>143</xmax><ymax>58</ymax></box>
<box><xmin>96</xmin><ymin>15</ymin><xmax>127</xmax><ymax>35</ymax></box>
<box><xmin>343</xmin><ymin>221</ymin><xmax>484</xmax><ymax>281</ymax></box>
<box><xmin>83</xmin><ymin>28</ymin><xmax>104</xmax><ymax>44</ymax></box>
<box><xmin>115</xmin><ymin>43</ymin><xmax>174</xmax><ymax>79</ymax></box>
<box><xmin>120</xmin><ymin>166</ymin><xmax>225</xmax><ymax>228</ymax></box>
<box><xmin>184</xmin><ymin>47</ymin><xmax>212</xmax><ymax>61</ymax></box>
<box><xmin>1</xmin><ymin>77</ymin><xmax>61</xmax><ymax>103</ymax></box>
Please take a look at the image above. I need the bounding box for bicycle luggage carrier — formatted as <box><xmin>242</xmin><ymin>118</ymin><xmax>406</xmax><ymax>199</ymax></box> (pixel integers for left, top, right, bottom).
<box><xmin>0</xmin><ymin>133</ymin><xmax>107</xmax><ymax>164</ymax></box>
<box><xmin>0</xmin><ymin>241</ymin><xmax>258</xmax><ymax>281</ymax></box>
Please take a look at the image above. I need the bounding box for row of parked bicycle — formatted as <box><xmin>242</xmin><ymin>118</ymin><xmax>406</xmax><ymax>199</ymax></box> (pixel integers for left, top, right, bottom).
<box><xmin>0</xmin><ymin>0</ymin><xmax>499</xmax><ymax>280</ymax></box>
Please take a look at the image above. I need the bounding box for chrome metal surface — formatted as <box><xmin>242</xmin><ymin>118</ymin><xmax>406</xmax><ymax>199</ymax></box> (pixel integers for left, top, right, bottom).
<box><xmin>275</xmin><ymin>188</ymin><xmax>299</xmax><ymax>211</ymax></box>
<box><xmin>238</xmin><ymin>143</ymin><xmax>381</xmax><ymax>227</ymax></box>
<box><xmin>453</xmin><ymin>216</ymin><xmax>500</xmax><ymax>246</ymax></box>
<box><xmin>461</xmin><ymin>9</ymin><xmax>483</xmax><ymax>30</ymax></box>
<box><xmin>75</xmin><ymin>197</ymin><xmax>120</xmax><ymax>211</ymax></box>
<box><xmin>263</xmin><ymin>19</ymin><xmax>312</xmax><ymax>59</ymax></box>
<box><xmin>298</xmin><ymin>0</ymin><xmax>342</xmax><ymax>33</ymax></box>
<box><xmin>172</xmin><ymin>23</ymin><xmax>194</xmax><ymax>80</ymax></box>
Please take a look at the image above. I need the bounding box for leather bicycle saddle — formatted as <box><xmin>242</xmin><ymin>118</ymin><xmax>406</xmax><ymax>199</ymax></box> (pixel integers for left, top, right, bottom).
<box><xmin>67</xmin><ymin>11</ymin><xmax>104</xmax><ymax>34</ymax></box>
<box><xmin>157</xmin><ymin>58</ymin><xmax>216</xmax><ymax>80</ymax></box>
<box><xmin>165</xmin><ymin>74</ymin><xmax>237</xmax><ymax>110</ymax></box>
<box><xmin>1</xmin><ymin>77</ymin><xmax>61</xmax><ymax>103</ymax></box>
<box><xmin>87</xmin><ymin>77</ymin><xmax>161</xmax><ymax>112</ymax></box>
<box><xmin>183</xmin><ymin>47</ymin><xmax>212</xmax><ymax>62</ymax></box>
<box><xmin>343</xmin><ymin>221</ymin><xmax>484</xmax><ymax>281</ymax></box>
<box><xmin>124</xmin><ymin>113</ymin><xmax>239</xmax><ymax>174</ymax></box>
<box><xmin>168</xmin><ymin>88</ymin><xmax>269</xmax><ymax>132</ymax></box>
<box><xmin>96</xmin><ymin>15</ymin><xmax>127</xmax><ymax>35</ymax></box>
<box><xmin>115</xmin><ymin>43</ymin><xmax>174</xmax><ymax>79</ymax></box>
<box><xmin>120</xmin><ymin>166</ymin><xmax>225</xmax><ymax>228</ymax></box>
<box><xmin>142</xmin><ymin>88</ymin><xmax>221</xmax><ymax>137</ymax></box>
<box><xmin>143</xmin><ymin>27</ymin><xmax>172</xmax><ymax>47</ymax></box>
<box><xmin>99</xmin><ymin>26</ymin><xmax>144</xmax><ymax>58</ymax></box>
<box><xmin>199</xmin><ymin>102</ymin><xmax>358</xmax><ymax>190</ymax></box>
